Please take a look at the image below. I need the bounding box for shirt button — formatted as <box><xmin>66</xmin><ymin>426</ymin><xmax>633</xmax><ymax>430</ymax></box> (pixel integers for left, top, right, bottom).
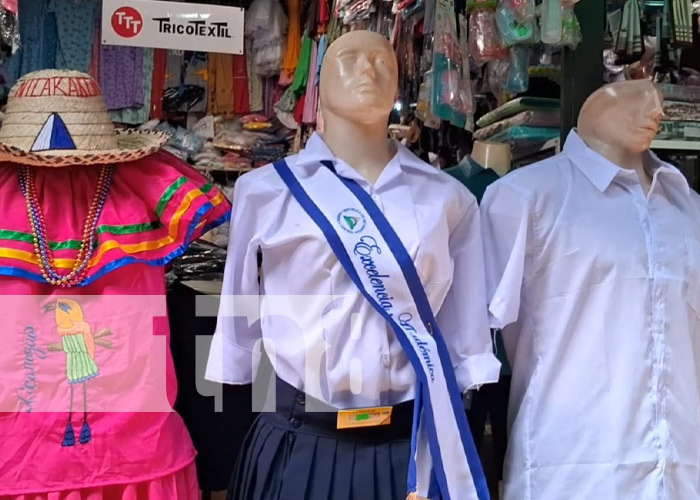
<box><xmin>381</xmin><ymin>354</ymin><xmax>391</xmax><ymax>368</ymax></box>
<box><xmin>372</xmin><ymin>194</ymin><xmax>380</xmax><ymax>202</ymax></box>
<box><xmin>295</xmin><ymin>393</ymin><xmax>306</xmax><ymax>406</ymax></box>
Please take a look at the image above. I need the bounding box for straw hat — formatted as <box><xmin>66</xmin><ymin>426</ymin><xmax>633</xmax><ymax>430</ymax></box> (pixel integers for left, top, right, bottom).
<box><xmin>0</xmin><ymin>69</ymin><xmax>169</xmax><ymax>167</ymax></box>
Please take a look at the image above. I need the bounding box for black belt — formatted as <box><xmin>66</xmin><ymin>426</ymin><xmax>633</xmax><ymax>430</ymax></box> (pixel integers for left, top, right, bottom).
<box><xmin>263</xmin><ymin>375</ymin><xmax>415</xmax><ymax>442</ymax></box>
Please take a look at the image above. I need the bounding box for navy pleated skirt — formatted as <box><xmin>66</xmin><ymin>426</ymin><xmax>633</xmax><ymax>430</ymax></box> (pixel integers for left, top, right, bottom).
<box><xmin>228</xmin><ymin>376</ymin><xmax>414</xmax><ymax>500</ymax></box>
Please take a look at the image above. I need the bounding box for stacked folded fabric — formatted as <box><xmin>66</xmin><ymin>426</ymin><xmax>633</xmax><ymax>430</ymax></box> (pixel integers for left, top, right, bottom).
<box><xmin>474</xmin><ymin>97</ymin><xmax>561</xmax><ymax>144</ymax></box>
<box><xmin>658</xmin><ymin>85</ymin><xmax>700</xmax><ymax>142</ymax></box>
<box><xmin>201</xmin><ymin>117</ymin><xmax>291</xmax><ymax>170</ymax></box>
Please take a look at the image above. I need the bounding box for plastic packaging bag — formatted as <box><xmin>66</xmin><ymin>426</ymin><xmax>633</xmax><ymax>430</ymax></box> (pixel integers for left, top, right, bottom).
<box><xmin>431</xmin><ymin>0</ymin><xmax>473</xmax><ymax>127</ymax></box>
<box><xmin>417</xmin><ymin>71</ymin><xmax>442</xmax><ymax>129</ymax></box>
<box><xmin>506</xmin><ymin>45</ymin><xmax>531</xmax><ymax>93</ymax></box>
<box><xmin>469</xmin><ymin>6</ymin><xmax>508</xmax><ymax>65</ymax></box>
<box><xmin>560</xmin><ymin>1</ymin><xmax>582</xmax><ymax>48</ymax></box>
<box><xmin>539</xmin><ymin>0</ymin><xmax>562</xmax><ymax>44</ymax></box>
<box><xmin>496</xmin><ymin>0</ymin><xmax>536</xmax><ymax>45</ymax></box>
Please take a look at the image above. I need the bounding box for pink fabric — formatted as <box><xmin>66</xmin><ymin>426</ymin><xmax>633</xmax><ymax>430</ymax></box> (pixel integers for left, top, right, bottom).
<box><xmin>2</xmin><ymin>0</ymin><xmax>17</xmax><ymax>14</ymax></box>
<box><xmin>0</xmin><ymin>461</ymin><xmax>199</xmax><ymax>500</ymax></box>
<box><xmin>0</xmin><ymin>155</ymin><xmax>231</xmax><ymax>495</ymax></box>
<box><xmin>0</xmin><ymin>267</ymin><xmax>197</xmax><ymax>495</ymax></box>
<box><xmin>0</xmin><ymin>151</ymin><xmax>230</xmax><ymax>283</ymax></box>
<box><xmin>302</xmin><ymin>41</ymin><xmax>318</xmax><ymax>125</ymax></box>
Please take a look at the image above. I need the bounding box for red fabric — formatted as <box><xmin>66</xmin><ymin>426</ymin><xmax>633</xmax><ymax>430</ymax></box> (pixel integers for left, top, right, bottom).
<box><xmin>232</xmin><ymin>54</ymin><xmax>251</xmax><ymax>115</ymax></box>
<box><xmin>319</xmin><ymin>0</ymin><xmax>330</xmax><ymax>24</ymax></box>
<box><xmin>293</xmin><ymin>94</ymin><xmax>306</xmax><ymax>124</ymax></box>
<box><xmin>150</xmin><ymin>49</ymin><xmax>168</xmax><ymax>120</ymax></box>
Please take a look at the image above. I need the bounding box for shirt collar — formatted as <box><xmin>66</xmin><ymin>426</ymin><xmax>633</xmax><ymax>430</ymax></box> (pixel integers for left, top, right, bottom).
<box><xmin>564</xmin><ymin>129</ymin><xmax>690</xmax><ymax>196</ymax></box>
<box><xmin>294</xmin><ymin>132</ymin><xmax>439</xmax><ymax>181</ymax></box>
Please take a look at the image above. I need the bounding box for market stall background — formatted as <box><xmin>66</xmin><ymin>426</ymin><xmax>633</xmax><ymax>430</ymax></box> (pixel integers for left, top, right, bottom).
<box><xmin>0</xmin><ymin>0</ymin><xmax>699</xmax><ymax>498</ymax></box>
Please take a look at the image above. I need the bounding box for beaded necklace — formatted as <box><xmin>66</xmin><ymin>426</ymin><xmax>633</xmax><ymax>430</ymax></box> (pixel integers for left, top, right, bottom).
<box><xmin>18</xmin><ymin>165</ymin><xmax>114</xmax><ymax>288</ymax></box>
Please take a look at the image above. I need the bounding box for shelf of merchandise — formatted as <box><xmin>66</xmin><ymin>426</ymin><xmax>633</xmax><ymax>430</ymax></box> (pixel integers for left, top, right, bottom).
<box><xmin>651</xmin><ymin>140</ymin><xmax>700</xmax><ymax>151</ymax></box>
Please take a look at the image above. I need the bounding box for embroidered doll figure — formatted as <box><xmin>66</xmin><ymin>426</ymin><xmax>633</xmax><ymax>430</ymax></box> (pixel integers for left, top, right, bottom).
<box><xmin>45</xmin><ymin>298</ymin><xmax>113</xmax><ymax>446</ymax></box>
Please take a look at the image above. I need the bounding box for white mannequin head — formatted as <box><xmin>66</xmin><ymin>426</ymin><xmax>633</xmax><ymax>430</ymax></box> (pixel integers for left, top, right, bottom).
<box><xmin>319</xmin><ymin>30</ymin><xmax>399</xmax><ymax>127</ymax></box>
<box><xmin>578</xmin><ymin>80</ymin><xmax>664</xmax><ymax>158</ymax></box>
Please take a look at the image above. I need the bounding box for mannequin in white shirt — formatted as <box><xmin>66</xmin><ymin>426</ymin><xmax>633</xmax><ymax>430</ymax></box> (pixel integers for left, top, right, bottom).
<box><xmin>577</xmin><ymin>79</ymin><xmax>664</xmax><ymax>195</ymax></box>
<box><xmin>207</xmin><ymin>28</ymin><xmax>500</xmax><ymax>500</ymax></box>
<box><xmin>481</xmin><ymin>79</ymin><xmax>700</xmax><ymax>500</ymax></box>
<box><xmin>319</xmin><ymin>30</ymin><xmax>398</xmax><ymax>184</ymax></box>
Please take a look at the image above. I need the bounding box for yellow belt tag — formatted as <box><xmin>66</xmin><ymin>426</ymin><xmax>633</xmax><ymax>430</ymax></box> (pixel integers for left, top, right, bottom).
<box><xmin>337</xmin><ymin>406</ymin><xmax>393</xmax><ymax>429</ymax></box>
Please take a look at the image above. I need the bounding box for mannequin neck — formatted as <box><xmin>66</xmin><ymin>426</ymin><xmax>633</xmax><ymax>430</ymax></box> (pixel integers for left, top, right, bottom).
<box><xmin>471</xmin><ymin>142</ymin><xmax>511</xmax><ymax>176</ymax></box>
<box><xmin>579</xmin><ymin>133</ymin><xmax>652</xmax><ymax>194</ymax></box>
<box><xmin>321</xmin><ymin>112</ymin><xmax>396</xmax><ymax>185</ymax></box>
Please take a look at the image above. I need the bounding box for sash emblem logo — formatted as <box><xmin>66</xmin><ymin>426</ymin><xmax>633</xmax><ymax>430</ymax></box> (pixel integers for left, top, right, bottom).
<box><xmin>337</xmin><ymin>208</ymin><xmax>366</xmax><ymax>234</ymax></box>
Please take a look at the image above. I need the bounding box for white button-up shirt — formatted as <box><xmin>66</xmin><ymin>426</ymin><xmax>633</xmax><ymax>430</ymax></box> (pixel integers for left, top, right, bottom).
<box><xmin>206</xmin><ymin>133</ymin><xmax>500</xmax><ymax>408</ymax></box>
<box><xmin>481</xmin><ymin>130</ymin><xmax>700</xmax><ymax>500</ymax></box>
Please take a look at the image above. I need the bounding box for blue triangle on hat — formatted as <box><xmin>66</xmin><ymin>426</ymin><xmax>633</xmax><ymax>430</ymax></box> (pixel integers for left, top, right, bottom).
<box><xmin>31</xmin><ymin>112</ymin><xmax>77</xmax><ymax>152</ymax></box>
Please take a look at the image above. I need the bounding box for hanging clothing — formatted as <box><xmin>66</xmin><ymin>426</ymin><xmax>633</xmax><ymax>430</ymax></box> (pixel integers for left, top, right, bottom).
<box><xmin>232</xmin><ymin>54</ymin><xmax>251</xmax><ymax>115</ymax></box>
<box><xmin>182</xmin><ymin>52</ymin><xmax>208</xmax><ymax>113</ymax></box>
<box><xmin>4</xmin><ymin>0</ymin><xmax>56</xmax><ymax>88</ymax></box>
<box><xmin>315</xmin><ymin>34</ymin><xmax>328</xmax><ymax>81</ymax></box>
<box><xmin>100</xmin><ymin>46</ymin><xmax>144</xmax><ymax>110</ymax></box>
<box><xmin>290</xmin><ymin>33</ymin><xmax>313</xmax><ymax>97</ymax></box>
<box><xmin>482</xmin><ymin>130</ymin><xmax>700</xmax><ymax>500</ymax></box>
<box><xmin>319</xmin><ymin>0</ymin><xmax>331</xmax><ymax>24</ymax></box>
<box><xmin>293</xmin><ymin>92</ymin><xmax>305</xmax><ymax>123</ymax></box>
<box><xmin>246</xmin><ymin>39</ymin><xmax>264</xmax><ymax>111</ymax></box>
<box><xmin>150</xmin><ymin>49</ymin><xmax>168</xmax><ymax>120</ymax></box>
<box><xmin>110</xmin><ymin>49</ymin><xmax>154</xmax><ymax>125</ymax></box>
<box><xmin>88</xmin><ymin>12</ymin><xmax>100</xmax><ymax>82</ymax></box>
<box><xmin>208</xmin><ymin>53</ymin><xmax>234</xmax><ymax>116</ymax></box>
<box><xmin>263</xmin><ymin>76</ymin><xmax>276</xmax><ymax>118</ymax></box>
<box><xmin>302</xmin><ymin>40</ymin><xmax>318</xmax><ymax>124</ymax></box>
<box><xmin>50</xmin><ymin>0</ymin><xmax>97</xmax><ymax>72</ymax></box>
<box><xmin>162</xmin><ymin>51</ymin><xmax>207</xmax><ymax>114</ymax></box>
<box><xmin>279</xmin><ymin>0</ymin><xmax>301</xmax><ymax>85</ymax></box>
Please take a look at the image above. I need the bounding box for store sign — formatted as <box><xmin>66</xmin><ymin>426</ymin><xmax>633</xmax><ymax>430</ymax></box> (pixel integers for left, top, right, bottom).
<box><xmin>102</xmin><ymin>0</ymin><xmax>244</xmax><ymax>54</ymax></box>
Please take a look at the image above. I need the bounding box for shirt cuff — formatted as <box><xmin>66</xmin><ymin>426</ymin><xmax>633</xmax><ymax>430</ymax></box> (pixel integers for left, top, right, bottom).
<box><xmin>205</xmin><ymin>332</ymin><xmax>261</xmax><ymax>385</ymax></box>
<box><xmin>454</xmin><ymin>352</ymin><xmax>502</xmax><ymax>392</ymax></box>
<box><xmin>488</xmin><ymin>295</ymin><xmax>510</xmax><ymax>330</ymax></box>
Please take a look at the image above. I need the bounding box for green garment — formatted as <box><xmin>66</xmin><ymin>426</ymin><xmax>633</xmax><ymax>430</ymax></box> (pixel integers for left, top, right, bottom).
<box><xmin>444</xmin><ymin>156</ymin><xmax>512</xmax><ymax>376</ymax></box>
<box><xmin>291</xmin><ymin>33</ymin><xmax>313</xmax><ymax>98</ymax></box>
<box><xmin>62</xmin><ymin>333</ymin><xmax>99</xmax><ymax>384</ymax></box>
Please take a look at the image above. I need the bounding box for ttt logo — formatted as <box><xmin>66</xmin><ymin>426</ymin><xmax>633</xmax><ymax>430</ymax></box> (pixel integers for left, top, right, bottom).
<box><xmin>112</xmin><ymin>6</ymin><xmax>143</xmax><ymax>38</ymax></box>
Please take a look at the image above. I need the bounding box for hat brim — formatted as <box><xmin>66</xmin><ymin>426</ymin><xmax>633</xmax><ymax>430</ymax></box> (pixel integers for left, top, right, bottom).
<box><xmin>0</xmin><ymin>129</ymin><xmax>170</xmax><ymax>167</ymax></box>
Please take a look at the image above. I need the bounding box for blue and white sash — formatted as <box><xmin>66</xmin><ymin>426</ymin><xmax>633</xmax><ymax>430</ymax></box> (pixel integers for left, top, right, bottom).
<box><xmin>273</xmin><ymin>159</ymin><xmax>489</xmax><ymax>500</ymax></box>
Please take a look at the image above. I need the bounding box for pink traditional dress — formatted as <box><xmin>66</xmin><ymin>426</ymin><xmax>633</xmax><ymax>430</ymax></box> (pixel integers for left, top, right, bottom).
<box><xmin>0</xmin><ymin>70</ymin><xmax>231</xmax><ymax>499</ymax></box>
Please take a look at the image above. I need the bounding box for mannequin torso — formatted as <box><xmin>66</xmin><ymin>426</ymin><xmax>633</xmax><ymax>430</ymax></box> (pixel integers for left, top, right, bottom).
<box><xmin>480</xmin><ymin>81</ymin><xmax>700</xmax><ymax>500</ymax></box>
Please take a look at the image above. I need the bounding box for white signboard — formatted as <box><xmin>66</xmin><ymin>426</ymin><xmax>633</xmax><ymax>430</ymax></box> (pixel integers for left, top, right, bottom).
<box><xmin>102</xmin><ymin>0</ymin><xmax>244</xmax><ymax>55</ymax></box>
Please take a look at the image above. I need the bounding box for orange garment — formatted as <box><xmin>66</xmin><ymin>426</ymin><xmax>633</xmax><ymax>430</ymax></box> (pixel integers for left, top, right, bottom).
<box><xmin>208</xmin><ymin>53</ymin><xmax>235</xmax><ymax>116</ymax></box>
<box><xmin>280</xmin><ymin>0</ymin><xmax>302</xmax><ymax>85</ymax></box>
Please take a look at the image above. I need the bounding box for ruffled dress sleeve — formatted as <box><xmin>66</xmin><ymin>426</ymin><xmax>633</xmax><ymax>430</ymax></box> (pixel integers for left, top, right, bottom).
<box><xmin>0</xmin><ymin>150</ymin><xmax>231</xmax><ymax>286</ymax></box>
